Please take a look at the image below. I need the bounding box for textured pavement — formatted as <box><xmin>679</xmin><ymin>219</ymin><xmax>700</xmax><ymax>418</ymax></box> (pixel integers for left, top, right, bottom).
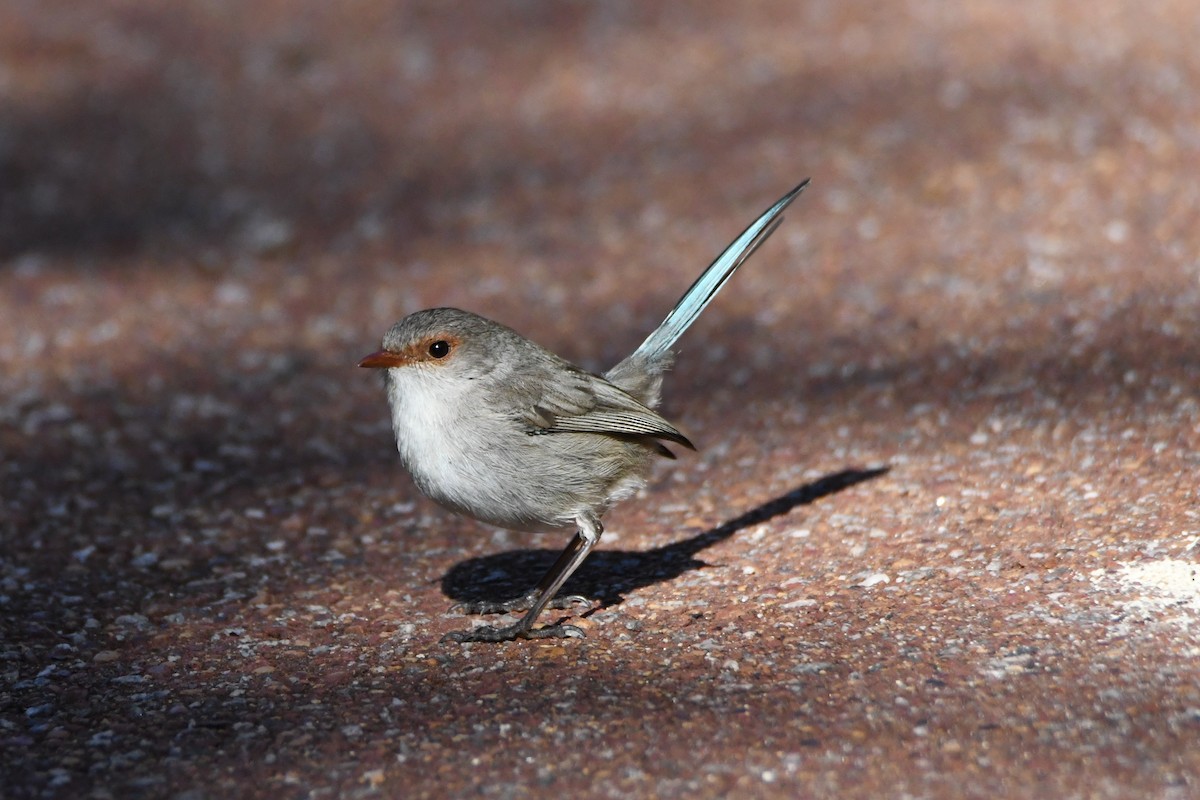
<box><xmin>2</xmin><ymin>2</ymin><xmax>1199</xmax><ymax>798</ymax></box>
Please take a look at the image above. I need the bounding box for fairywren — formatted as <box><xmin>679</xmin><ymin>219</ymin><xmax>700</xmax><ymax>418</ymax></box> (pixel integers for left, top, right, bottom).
<box><xmin>360</xmin><ymin>180</ymin><xmax>809</xmax><ymax>642</ymax></box>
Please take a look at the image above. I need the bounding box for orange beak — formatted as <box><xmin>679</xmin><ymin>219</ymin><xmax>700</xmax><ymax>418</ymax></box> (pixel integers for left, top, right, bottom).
<box><xmin>358</xmin><ymin>350</ymin><xmax>407</xmax><ymax>368</ymax></box>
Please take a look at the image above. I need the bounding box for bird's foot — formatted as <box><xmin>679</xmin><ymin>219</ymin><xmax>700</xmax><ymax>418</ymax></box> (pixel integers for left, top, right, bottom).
<box><xmin>441</xmin><ymin>621</ymin><xmax>584</xmax><ymax>644</ymax></box>
<box><xmin>450</xmin><ymin>589</ymin><xmax>591</xmax><ymax>616</ymax></box>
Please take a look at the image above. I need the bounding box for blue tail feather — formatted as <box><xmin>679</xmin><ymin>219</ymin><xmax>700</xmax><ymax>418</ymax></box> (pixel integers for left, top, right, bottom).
<box><xmin>629</xmin><ymin>179</ymin><xmax>810</xmax><ymax>364</ymax></box>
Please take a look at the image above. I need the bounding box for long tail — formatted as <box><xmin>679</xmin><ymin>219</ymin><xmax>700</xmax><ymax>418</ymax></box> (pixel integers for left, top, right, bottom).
<box><xmin>627</xmin><ymin>179</ymin><xmax>810</xmax><ymax>365</ymax></box>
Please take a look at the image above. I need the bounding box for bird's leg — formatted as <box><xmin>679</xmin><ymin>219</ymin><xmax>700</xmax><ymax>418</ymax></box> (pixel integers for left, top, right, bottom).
<box><xmin>450</xmin><ymin>533</ymin><xmax>592</xmax><ymax>615</ymax></box>
<box><xmin>442</xmin><ymin>513</ymin><xmax>603</xmax><ymax>643</ymax></box>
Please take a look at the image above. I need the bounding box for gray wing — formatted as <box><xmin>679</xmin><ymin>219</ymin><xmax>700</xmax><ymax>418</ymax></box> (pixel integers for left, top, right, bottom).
<box><xmin>520</xmin><ymin>369</ymin><xmax>695</xmax><ymax>451</ymax></box>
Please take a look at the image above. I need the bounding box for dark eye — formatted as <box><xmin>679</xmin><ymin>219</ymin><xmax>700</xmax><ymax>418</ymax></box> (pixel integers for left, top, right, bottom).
<box><xmin>428</xmin><ymin>340</ymin><xmax>451</xmax><ymax>359</ymax></box>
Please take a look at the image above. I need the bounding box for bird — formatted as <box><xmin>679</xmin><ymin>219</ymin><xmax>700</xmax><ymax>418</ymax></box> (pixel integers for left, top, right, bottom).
<box><xmin>359</xmin><ymin>179</ymin><xmax>810</xmax><ymax>642</ymax></box>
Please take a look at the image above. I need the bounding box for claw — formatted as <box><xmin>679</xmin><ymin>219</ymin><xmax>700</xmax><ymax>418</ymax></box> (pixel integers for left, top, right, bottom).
<box><xmin>449</xmin><ymin>598</ymin><xmax>527</xmax><ymax>615</ymax></box>
<box><xmin>547</xmin><ymin>594</ymin><xmax>591</xmax><ymax>610</ymax></box>
<box><xmin>441</xmin><ymin>621</ymin><xmax>584</xmax><ymax>644</ymax></box>
<box><xmin>450</xmin><ymin>591</ymin><xmax>592</xmax><ymax>616</ymax></box>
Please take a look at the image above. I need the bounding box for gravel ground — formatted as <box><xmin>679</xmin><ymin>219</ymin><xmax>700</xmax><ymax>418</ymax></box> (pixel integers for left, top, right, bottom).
<box><xmin>2</xmin><ymin>2</ymin><xmax>1198</xmax><ymax>798</ymax></box>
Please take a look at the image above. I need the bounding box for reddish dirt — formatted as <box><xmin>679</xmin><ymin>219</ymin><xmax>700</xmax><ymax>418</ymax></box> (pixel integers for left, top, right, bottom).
<box><xmin>2</xmin><ymin>2</ymin><xmax>1198</xmax><ymax>798</ymax></box>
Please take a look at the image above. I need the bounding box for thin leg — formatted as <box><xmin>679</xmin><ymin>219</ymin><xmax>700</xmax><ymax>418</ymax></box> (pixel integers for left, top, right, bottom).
<box><xmin>442</xmin><ymin>512</ymin><xmax>604</xmax><ymax>643</ymax></box>
<box><xmin>450</xmin><ymin>534</ymin><xmax>591</xmax><ymax>615</ymax></box>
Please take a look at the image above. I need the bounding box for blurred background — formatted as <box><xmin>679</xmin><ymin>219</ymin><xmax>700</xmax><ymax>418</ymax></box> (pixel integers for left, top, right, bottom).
<box><xmin>2</xmin><ymin>1</ymin><xmax>1198</xmax><ymax>798</ymax></box>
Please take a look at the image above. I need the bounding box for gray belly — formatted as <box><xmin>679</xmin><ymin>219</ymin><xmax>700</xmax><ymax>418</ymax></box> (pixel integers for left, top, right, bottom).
<box><xmin>404</xmin><ymin>427</ymin><xmax>653</xmax><ymax>532</ymax></box>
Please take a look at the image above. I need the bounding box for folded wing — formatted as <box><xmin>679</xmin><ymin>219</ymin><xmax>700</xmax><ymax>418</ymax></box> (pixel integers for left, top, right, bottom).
<box><xmin>521</xmin><ymin>369</ymin><xmax>695</xmax><ymax>452</ymax></box>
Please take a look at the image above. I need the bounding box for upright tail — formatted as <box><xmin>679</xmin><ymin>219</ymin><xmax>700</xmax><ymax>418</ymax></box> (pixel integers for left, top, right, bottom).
<box><xmin>631</xmin><ymin>179</ymin><xmax>809</xmax><ymax>364</ymax></box>
<box><xmin>607</xmin><ymin>179</ymin><xmax>810</xmax><ymax>402</ymax></box>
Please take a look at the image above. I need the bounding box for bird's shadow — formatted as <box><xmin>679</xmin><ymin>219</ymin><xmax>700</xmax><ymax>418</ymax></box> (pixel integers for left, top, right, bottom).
<box><xmin>440</xmin><ymin>466</ymin><xmax>889</xmax><ymax>610</ymax></box>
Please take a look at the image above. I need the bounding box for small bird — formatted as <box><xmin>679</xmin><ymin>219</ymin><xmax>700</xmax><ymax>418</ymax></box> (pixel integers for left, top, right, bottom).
<box><xmin>360</xmin><ymin>180</ymin><xmax>810</xmax><ymax>642</ymax></box>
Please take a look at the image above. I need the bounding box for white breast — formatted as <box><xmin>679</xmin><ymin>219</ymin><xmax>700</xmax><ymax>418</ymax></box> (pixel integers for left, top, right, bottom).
<box><xmin>385</xmin><ymin>367</ymin><xmax>549</xmax><ymax>527</ymax></box>
<box><xmin>381</xmin><ymin>365</ymin><xmax>643</xmax><ymax>533</ymax></box>
<box><xmin>386</xmin><ymin>368</ymin><xmax>476</xmax><ymax>498</ymax></box>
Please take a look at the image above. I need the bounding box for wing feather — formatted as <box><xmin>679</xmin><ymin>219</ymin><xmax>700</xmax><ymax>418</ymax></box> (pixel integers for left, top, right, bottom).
<box><xmin>519</xmin><ymin>369</ymin><xmax>694</xmax><ymax>450</ymax></box>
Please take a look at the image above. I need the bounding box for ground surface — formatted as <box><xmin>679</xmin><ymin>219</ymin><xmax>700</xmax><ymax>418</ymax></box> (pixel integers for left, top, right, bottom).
<box><xmin>2</xmin><ymin>2</ymin><xmax>1198</xmax><ymax>798</ymax></box>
